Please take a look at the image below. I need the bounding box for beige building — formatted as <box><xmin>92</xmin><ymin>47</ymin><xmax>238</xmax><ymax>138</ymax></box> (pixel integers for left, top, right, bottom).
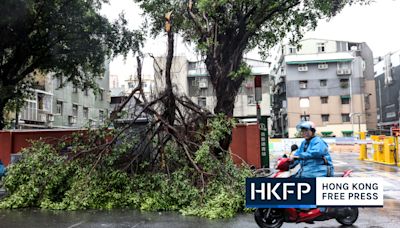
<box><xmin>153</xmin><ymin>56</ymin><xmax>272</xmax><ymax>119</ymax></box>
<box><xmin>273</xmin><ymin>38</ymin><xmax>377</xmax><ymax>137</ymax></box>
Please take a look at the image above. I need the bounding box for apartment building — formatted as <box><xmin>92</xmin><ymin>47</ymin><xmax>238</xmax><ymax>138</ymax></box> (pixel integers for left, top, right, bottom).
<box><xmin>18</xmin><ymin>63</ymin><xmax>110</xmax><ymax>129</ymax></box>
<box><xmin>153</xmin><ymin>56</ymin><xmax>272</xmax><ymax>119</ymax></box>
<box><xmin>374</xmin><ymin>49</ymin><xmax>400</xmax><ymax>133</ymax></box>
<box><xmin>271</xmin><ymin>38</ymin><xmax>376</xmax><ymax>137</ymax></box>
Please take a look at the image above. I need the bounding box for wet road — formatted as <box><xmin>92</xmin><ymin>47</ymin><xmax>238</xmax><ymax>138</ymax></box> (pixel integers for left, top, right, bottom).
<box><xmin>0</xmin><ymin>151</ymin><xmax>399</xmax><ymax>228</ymax></box>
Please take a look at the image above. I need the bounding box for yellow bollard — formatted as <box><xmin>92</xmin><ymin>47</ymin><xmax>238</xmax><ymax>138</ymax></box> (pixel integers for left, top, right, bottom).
<box><xmin>383</xmin><ymin>137</ymin><xmax>396</xmax><ymax>165</ymax></box>
<box><xmin>371</xmin><ymin>135</ymin><xmax>379</xmax><ymax>162</ymax></box>
<box><xmin>377</xmin><ymin>136</ymin><xmax>385</xmax><ymax>162</ymax></box>
<box><xmin>359</xmin><ymin>132</ymin><xmax>367</xmax><ymax>160</ymax></box>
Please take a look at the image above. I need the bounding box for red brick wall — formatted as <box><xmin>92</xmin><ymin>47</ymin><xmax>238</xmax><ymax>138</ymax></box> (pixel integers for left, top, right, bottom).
<box><xmin>0</xmin><ymin>130</ymin><xmax>81</xmax><ymax>165</ymax></box>
<box><xmin>1</xmin><ymin>126</ymin><xmax>262</xmax><ymax>167</ymax></box>
<box><xmin>0</xmin><ymin>131</ymin><xmax>12</xmax><ymax>165</ymax></box>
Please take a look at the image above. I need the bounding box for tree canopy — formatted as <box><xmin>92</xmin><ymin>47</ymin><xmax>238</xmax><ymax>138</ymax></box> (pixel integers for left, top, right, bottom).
<box><xmin>134</xmin><ymin>0</ymin><xmax>369</xmax><ymax>152</ymax></box>
<box><xmin>135</xmin><ymin>0</ymin><xmax>370</xmax><ymax>109</ymax></box>
<box><xmin>0</xmin><ymin>0</ymin><xmax>143</xmax><ymax>129</ymax></box>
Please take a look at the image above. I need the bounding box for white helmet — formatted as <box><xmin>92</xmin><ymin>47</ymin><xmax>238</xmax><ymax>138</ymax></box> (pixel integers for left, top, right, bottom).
<box><xmin>296</xmin><ymin>121</ymin><xmax>316</xmax><ymax>133</ymax></box>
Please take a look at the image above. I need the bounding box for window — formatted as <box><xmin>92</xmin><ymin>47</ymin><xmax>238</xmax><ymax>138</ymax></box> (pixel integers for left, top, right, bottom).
<box><xmin>247</xmin><ymin>95</ymin><xmax>256</xmax><ymax>105</ymax></box>
<box><xmin>56</xmin><ymin>101</ymin><xmax>63</xmax><ymax>115</ymax></box>
<box><xmin>73</xmin><ymin>84</ymin><xmax>78</xmax><ymax>93</ymax></box>
<box><xmin>337</xmin><ymin>62</ymin><xmax>351</xmax><ymax>75</ymax></box>
<box><xmin>280</xmin><ymin>67</ymin><xmax>285</xmax><ymax>76</ymax></box>
<box><xmin>72</xmin><ymin>104</ymin><xmax>78</xmax><ymax>117</ymax></box>
<box><xmin>191</xmin><ymin>79</ymin><xmax>198</xmax><ymax>87</ymax></box>
<box><xmin>199</xmin><ymin>88</ymin><xmax>207</xmax><ymax>96</ymax></box>
<box><xmin>84</xmin><ymin>88</ymin><xmax>89</xmax><ymax>96</ymax></box>
<box><xmin>38</xmin><ymin>94</ymin><xmax>44</xmax><ymax>110</ymax></box>
<box><xmin>289</xmin><ymin>46</ymin><xmax>297</xmax><ymax>54</ymax></box>
<box><xmin>337</xmin><ymin>62</ymin><xmax>351</xmax><ymax>70</ymax></box>
<box><xmin>342</xmin><ymin>114</ymin><xmax>350</xmax><ymax>122</ymax></box>
<box><xmin>99</xmin><ymin>110</ymin><xmax>104</xmax><ymax>123</ymax></box>
<box><xmin>320</xmin><ymin>80</ymin><xmax>327</xmax><ymax>87</ymax></box>
<box><xmin>321</xmin><ymin>114</ymin><xmax>329</xmax><ymax>122</ymax></box>
<box><xmin>298</xmin><ymin>64</ymin><xmax>308</xmax><ymax>71</ymax></box>
<box><xmin>128</xmin><ymin>82</ymin><xmax>134</xmax><ymax>88</ymax></box>
<box><xmin>198</xmin><ymin>97</ymin><xmax>206</xmax><ymax>108</ymax></box>
<box><xmin>340</xmin><ymin>79</ymin><xmax>349</xmax><ymax>88</ymax></box>
<box><xmin>299</xmin><ymin>97</ymin><xmax>309</xmax><ymax>108</ymax></box>
<box><xmin>299</xmin><ymin>80</ymin><xmax>308</xmax><ymax>89</ymax></box>
<box><xmin>83</xmin><ymin>107</ymin><xmax>89</xmax><ymax>119</ymax></box>
<box><xmin>341</xmin><ymin>96</ymin><xmax>351</xmax><ymax>104</ymax></box>
<box><xmin>320</xmin><ymin>96</ymin><xmax>328</xmax><ymax>104</ymax></box>
<box><xmin>317</xmin><ymin>42</ymin><xmax>325</xmax><ymax>53</ymax></box>
<box><xmin>301</xmin><ymin>115</ymin><xmax>310</xmax><ymax>121</ymax></box>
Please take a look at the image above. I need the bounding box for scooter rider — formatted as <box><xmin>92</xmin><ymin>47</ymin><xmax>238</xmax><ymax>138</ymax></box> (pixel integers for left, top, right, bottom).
<box><xmin>290</xmin><ymin>121</ymin><xmax>334</xmax><ymax>220</ymax></box>
<box><xmin>290</xmin><ymin>121</ymin><xmax>334</xmax><ymax>178</ymax></box>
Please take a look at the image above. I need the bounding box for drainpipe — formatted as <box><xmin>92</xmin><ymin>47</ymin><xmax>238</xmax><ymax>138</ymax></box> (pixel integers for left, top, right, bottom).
<box><xmin>349</xmin><ymin>72</ymin><xmax>354</xmax><ymax>135</ymax></box>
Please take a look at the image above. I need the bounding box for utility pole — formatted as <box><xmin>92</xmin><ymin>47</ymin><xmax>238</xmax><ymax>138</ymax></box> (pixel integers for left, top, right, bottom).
<box><xmin>378</xmin><ymin>79</ymin><xmax>383</xmax><ymax>134</ymax></box>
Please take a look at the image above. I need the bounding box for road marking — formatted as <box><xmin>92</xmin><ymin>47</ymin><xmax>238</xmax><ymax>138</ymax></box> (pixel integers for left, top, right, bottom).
<box><xmin>67</xmin><ymin>221</ymin><xmax>84</xmax><ymax>228</ymax></box>
<box><xmin>131</xmin><ymin>222</ymin><xmax>145</xmax><ymax>228</ymax></box>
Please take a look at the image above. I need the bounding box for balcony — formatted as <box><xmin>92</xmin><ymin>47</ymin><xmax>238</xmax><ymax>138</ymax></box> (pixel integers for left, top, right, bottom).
<box><xmin>19</xmin><ymin>91</ymin><xmax>53</xmax><ymax>124</ymax></box>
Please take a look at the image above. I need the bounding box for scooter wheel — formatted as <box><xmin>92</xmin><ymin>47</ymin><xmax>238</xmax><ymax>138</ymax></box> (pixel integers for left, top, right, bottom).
<box><xmin>335</xmin><ymin>207</ymin><xmax>359</xmax><ymax>226</ymax></box>
<box><xmin>254</xmin><ymin>208</ymin><xmax>284</xmax><ymax>228</ymax></box>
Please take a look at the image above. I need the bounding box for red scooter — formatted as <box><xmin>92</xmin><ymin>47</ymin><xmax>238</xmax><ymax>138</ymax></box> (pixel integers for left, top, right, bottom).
<box><xmin>253</xmin><ymin>146</ymin><xmax>359</xmax><ymax>228</ymax></box>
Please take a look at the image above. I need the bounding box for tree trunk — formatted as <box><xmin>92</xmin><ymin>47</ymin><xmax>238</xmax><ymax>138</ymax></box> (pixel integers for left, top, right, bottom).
<box><xmin>206</xmin><ymin>51</ymin><xmax>245</xmax><ymax>156</ymax></box>
<box><xmin>0</xmin><ymin>99</ymin><xmax>7</xmax><ymax>130</ymax></box>
<box><xmin>163</xmin><ymin>24</ymin><xmax>176</xmax><ymax>126</ymax></box>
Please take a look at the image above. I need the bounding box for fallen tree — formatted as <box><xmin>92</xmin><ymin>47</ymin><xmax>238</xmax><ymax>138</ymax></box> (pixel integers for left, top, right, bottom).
<box><xmin>0</xmin><ymin>12</ymin><xmax>252</xmax><ymax>219</ymax></box>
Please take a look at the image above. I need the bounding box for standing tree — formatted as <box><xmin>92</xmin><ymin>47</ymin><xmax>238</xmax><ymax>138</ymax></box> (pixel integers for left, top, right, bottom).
<box><xmin>0</xmin><ymin>0</ymin><xmax>143</xmax><ymax>129</ymax></box>
<box><xmin>135</xmin><ymin>0</ymin><xmax>369</xmax><ymax>151</ymax></box>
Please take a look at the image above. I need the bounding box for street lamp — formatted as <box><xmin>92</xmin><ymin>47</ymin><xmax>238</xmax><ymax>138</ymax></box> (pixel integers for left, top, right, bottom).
<box><xmin>349</xmin><ymin>112</ymin><xmax>363</xmax><ymax>137</ymax></box>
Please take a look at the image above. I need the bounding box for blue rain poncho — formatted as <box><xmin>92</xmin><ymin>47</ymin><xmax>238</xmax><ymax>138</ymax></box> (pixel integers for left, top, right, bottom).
<box><xmin>292</xmin><ymin>136</ymin><xmax>334</xmax><ymax>178</ymax></box>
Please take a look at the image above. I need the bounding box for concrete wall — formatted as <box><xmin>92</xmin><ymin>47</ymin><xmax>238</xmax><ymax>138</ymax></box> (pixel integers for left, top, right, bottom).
<box><xmin>153</xmin><ymin>56</ymin><xmax>189</xmax><ymax>96</ymax></box>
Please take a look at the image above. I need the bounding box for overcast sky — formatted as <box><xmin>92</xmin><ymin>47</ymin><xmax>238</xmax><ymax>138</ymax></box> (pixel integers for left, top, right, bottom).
<box><xmin>101</xmin><ymin>0</ymin><xmax>400</xmax><ymax>83</ymax></box>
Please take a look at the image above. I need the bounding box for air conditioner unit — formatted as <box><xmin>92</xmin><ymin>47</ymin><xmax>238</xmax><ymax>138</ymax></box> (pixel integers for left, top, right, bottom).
<box><xmin>298</xmin><ymin>66</ymin><xmax>308</xmax><ymax>72</ymax></box>
<box><xmin>68</xmin><ymin>115</ymin><xmax>77</xmax><ymax>124</ymax></box>
<box><xmin>199</xmin><ymin>80</ymin><xmax>208</xmax><ymax>88</ymax></box>
<box><xmin>89</xmin><ymin>119</ymin><xmax>97</xmax><ymax>127</ymax></box>
<box><xmin>40</xmin><ymin>114</ymin><xmax>47</xmax><ymax>122</ymax></box>
<box><xmin>47</xmin><ymin>114</ymin><xmax>54</xmax><ymax>122</ymax></box>
<box><xmin>245</xmin><ymin>82</ymin><xmax>253</xmax><ymax>89</ymax></box>
<box><xmin>299</xmin><ymin>84</ymin><xmax>307</xmax><ymax>89</ymax></box>
<box><xmin>343</xmin><ymin>69</ymin><xmax>351</xmax><ymax>75</ymax></box>
<box><xmin>337</xmin><ymin>69</ymin><xmax>344</xmax><ymax>75</ymax></box>
<box><xmin>318</xmin><ymin>64</ymin><xmax>328</xmax><ymax>69</ymax></box>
